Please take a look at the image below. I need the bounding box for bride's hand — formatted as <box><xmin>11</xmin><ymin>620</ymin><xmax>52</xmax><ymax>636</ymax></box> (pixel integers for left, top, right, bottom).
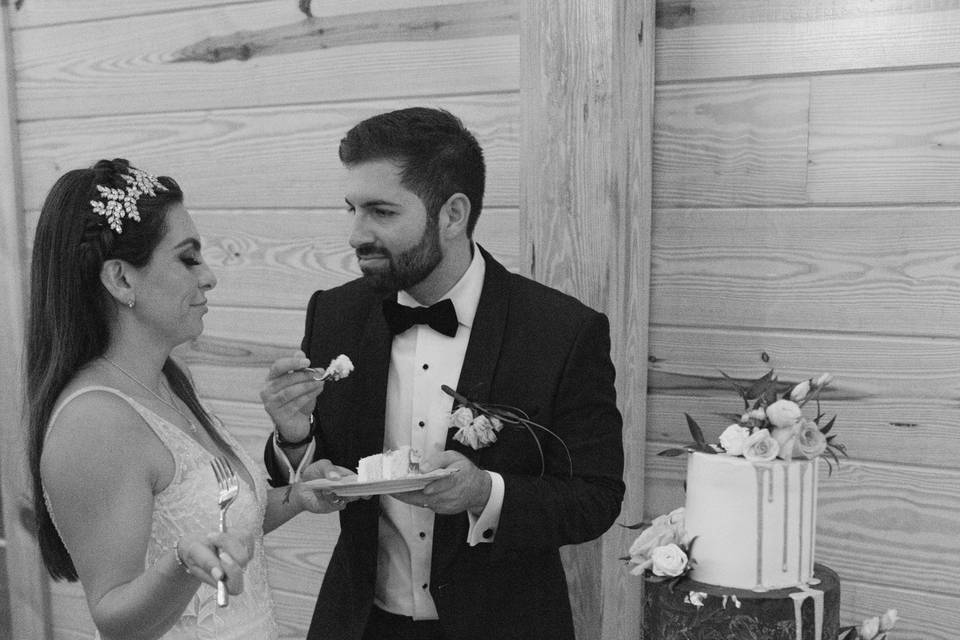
<box><xmin>291</xmin><ymin>459</ymin><xmax>359</xmax><ymax>513</ymax></box>
<box><xmin>175</xmin><ymin>532</ymin><xmax>250</xmax><ymax>594</ymax></box>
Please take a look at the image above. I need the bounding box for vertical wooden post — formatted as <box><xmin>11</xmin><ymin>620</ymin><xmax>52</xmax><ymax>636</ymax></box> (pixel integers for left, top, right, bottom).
<box><xmin>0</xmin><ymin>2</ymin><xmax>51</xmax><ymax>638</ymax></box>
<box><xmin>520</xmin><ymin>1</ymin><xmax>652</xmax><ymax>638</ymax></box>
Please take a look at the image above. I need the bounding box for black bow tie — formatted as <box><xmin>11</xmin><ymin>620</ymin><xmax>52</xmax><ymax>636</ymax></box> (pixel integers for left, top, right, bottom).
<box><xmin>382</xmin><ymin>298</ymin><xmax>459</xmax><ymax>338</ymax></box>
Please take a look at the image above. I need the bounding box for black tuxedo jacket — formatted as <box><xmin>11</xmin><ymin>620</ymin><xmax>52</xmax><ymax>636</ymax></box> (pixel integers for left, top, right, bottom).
<box><xmin>266</xmin><ymin>247</ymin><xmax>624</xmax><ymax>640</ymax></box>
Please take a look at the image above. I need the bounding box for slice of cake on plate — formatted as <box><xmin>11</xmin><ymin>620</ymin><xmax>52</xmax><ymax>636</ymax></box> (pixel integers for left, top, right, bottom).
<box><xmin>357</xmin><ymin>445</ymin><xmax>422</xmax><ymax>482</ymax></box>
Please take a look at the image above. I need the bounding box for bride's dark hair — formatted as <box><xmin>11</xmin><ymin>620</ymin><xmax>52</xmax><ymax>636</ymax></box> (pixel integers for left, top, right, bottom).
<box><xmin>26</xmin><ymin>159</ymin><xmax>214</xmax><ymax>580</ymax></box>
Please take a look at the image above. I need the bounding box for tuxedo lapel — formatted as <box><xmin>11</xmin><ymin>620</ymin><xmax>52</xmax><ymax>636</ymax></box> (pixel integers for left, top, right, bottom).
<box><xmin>354</xmin><ymin>295</ymin><xmax>394</xmax><ymax>459</ymax></box>
<box><xmin>433</xmin><ymin>248</ymin><xmax>512</xmax><ymax>576</ymax></box>
<box><xmin>452</xmin><ymin>247</ymin><xmax>511</xmax><ymax>408</ymax></box>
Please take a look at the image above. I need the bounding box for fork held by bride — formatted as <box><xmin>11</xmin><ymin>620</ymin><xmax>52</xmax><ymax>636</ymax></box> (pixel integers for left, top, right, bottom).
<box><xmin>211</xmin><ymin>456</ymin><xmax>240</xmax><ymax>607</ymax></box>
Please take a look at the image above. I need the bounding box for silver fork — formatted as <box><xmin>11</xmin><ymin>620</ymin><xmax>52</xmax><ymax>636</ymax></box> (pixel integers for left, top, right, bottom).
<box><xmin>211</xmin><ymin>456</ymin><xmax>240</xmax><ymax>607</ymax></box>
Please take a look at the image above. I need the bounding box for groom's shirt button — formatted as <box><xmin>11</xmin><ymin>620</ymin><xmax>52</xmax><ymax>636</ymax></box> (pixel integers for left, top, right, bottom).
<box><xmin>422</xmin><ymin>363</ymin><xmax>429</xmax><ymax>370</ymax></box>
<box><xmin>419</xmin><ymin>531</ymin><xmax>426</xmax><ymax>539</ymax></box>
<box><xmin>483</xmin><ymin>528</ymin><xmax>494</xmax><ymax>539</ymax></box>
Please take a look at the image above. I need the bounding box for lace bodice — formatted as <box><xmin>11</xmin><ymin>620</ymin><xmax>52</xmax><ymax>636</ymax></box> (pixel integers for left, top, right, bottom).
<box><xmin>45</xmin><ymin>386</ymin><xmax>279</xmax><ymax>640</ymax></box>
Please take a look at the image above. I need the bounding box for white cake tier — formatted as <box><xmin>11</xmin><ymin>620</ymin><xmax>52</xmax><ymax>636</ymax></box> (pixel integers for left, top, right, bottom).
<box><xmin>683</xmin><ymin>451</ymin><xmax>819</xmax><ymax>591</ymax></box>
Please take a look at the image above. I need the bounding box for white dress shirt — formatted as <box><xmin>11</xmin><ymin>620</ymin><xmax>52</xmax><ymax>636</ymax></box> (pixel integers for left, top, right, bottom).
<box><xmin>376</xmin><ymin>245</ymin><xmax>504</xmax><ymax>619</ymax></box>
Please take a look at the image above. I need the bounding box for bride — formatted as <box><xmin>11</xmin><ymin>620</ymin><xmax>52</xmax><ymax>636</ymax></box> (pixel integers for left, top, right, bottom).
<box><xmin>26</xmin><ymin>159</ymin><xmax>352</xmax><ymax>639</ymax></box>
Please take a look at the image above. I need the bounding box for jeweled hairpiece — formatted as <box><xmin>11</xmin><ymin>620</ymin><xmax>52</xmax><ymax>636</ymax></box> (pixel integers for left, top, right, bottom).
<box><xmin>90</xmin><ymin>167</ymin><xmax>168</xmax><ymax>234</ymax></box>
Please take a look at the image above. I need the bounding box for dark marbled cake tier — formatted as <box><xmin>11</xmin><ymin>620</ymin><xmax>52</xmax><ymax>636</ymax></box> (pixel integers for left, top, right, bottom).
<box><xmin>643</xmin><ymin>563</ymin><xmax>840</xmax><ymax>640</ymax></box>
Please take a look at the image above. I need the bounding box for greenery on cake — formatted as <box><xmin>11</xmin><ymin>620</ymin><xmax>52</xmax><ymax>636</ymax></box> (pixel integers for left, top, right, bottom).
<box><xmin>659</xmin><ymin>369</ymin><xmax>847</xmax><ymax>471</ymax></box>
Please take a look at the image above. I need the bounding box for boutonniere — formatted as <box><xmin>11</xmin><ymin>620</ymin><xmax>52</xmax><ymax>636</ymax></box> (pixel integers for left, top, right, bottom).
<box><xmin>441</xmin><ymin>385</ymin><xmax>572</xmax><ymax>478</ymax></box>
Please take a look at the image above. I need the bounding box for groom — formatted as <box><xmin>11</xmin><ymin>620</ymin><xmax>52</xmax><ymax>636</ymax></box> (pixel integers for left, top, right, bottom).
<box><xmin>262</xmin><ymin>107</ymin><xmax>624</xmax><ymax>640</ymax></box>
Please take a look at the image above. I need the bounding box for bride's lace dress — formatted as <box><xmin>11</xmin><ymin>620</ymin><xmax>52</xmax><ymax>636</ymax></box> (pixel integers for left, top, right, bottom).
<box><xmin>46</xmin><ymin>386</ymin><xmax>279</xmax><ymax>640</ymax></box>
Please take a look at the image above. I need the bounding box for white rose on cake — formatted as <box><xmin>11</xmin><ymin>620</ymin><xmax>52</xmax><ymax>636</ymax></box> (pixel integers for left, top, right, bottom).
<box><xmin>650</xmin><ymin>544</ymin><xmax>688</xmax><ymax>577</ymax></box>
<box><xmin>795</xmin><ymin>420</ymin><xmax>827</xmax><ymax>459</ymax></box>
<box><xmin>627</xmin><ymin>507</ymin><xmax>686</xmax><ymax>575</ymax></box>
<box><xmin>743</xmin><ymin>429</ymin><xmax>779</xmax><ymax>462</ymax></box>
<box><xmin>718</xmin><ymin>423</ymin><xmax>751</xmax><ymax>456</ymax></box>
<box><xmin>765</xmin><ymin>399</ymin><xmax>803</xmax><ymax>429</ymax></box>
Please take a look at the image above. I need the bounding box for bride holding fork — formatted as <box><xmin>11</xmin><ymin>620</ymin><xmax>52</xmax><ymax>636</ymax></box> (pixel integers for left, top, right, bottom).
<box><xmin>26</xmin><ymin>159</ymin><xmax>352</xmax><ymax>640</ymax></box>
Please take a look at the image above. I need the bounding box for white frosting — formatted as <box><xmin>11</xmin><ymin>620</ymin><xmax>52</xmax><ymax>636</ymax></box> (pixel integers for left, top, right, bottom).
<box><xmin>357</xmin><ymin>445</ymin><xmax>416</xmax><ymax>482</ymax></box>
<box><xmin>683</xmin><ymin>451</ymin><xmax>818</xmax><ymax>591</ymax></box>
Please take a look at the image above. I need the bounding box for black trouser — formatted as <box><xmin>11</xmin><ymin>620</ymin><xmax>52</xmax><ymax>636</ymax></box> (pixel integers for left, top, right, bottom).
<box><xmin>361</xmin><ymin>606</ymin><xmax>447</xmax><ymax>640</ymax></box>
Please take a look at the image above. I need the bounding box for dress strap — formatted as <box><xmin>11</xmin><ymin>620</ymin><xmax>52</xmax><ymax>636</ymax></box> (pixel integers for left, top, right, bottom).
<box><xmin>47</xmin><ymin>385</ymin><xmax>142</xmax><ymax>436</ymax></box>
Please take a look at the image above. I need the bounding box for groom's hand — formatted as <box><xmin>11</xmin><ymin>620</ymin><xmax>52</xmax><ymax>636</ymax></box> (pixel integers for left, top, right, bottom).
<box><xmin>260</xmin><ymin>350</ymin><xmax>325</xmax><ymax>442</ymax></box>
<box><xmin>395</xmin><ymin>451</ymin><xmax>491</xmax><ymax>515</ymax></box>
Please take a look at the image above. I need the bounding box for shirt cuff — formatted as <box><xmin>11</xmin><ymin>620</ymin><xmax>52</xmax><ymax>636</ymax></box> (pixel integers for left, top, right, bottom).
<box><xmin>466</xmin><ymin>471</ymin><xmax>504</xmax><ymax>546</ymax></box>
<box><xmin>271</xmin><ymin>437</ymin><xmax>317</xmax><ymax>484</ymax></box>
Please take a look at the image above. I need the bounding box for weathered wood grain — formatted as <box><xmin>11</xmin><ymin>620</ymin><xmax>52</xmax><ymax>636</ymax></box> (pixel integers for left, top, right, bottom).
<box><xmin>10</xmin><ymin>0</ymin><xmax>257</xmax><ymax>28</ymax></box>
<box><xmin>840</xmin><ymin>579</ymin><xmax>959</xmax><ymax>640</ymax></box>
<box><xmin>643</xmin><ymin>449</ymin><xmax>960</xmax><ymax>596</ymax></box>
<box><xmin>653</xmin><ymin>79</ymin><xmax>810</xmax><ymax>207</ymax></box>
<box><xmin>648</xmin><ymin>325</ymin><xmax>960</xmax><ymax>404</ymax></box>
<box><xmin>171</xmin><ymin>0</ymin><xmax>518</xmax><ymax>63</ymax></box>
<box><xmin>12</xmin><ymin>2</ymin><xmax>519</xmax><ymax>119</ymax></box>
<box><xmin>651</xmin><ymin>206</ymin><xmax>960</xmax><ymax>336</ymax></box>
<box><xmin>47</xmin><ymin>581</ymin><xmax>93</xmax><ymax>639</ymax></box>
<box><xmin>522</xmin><ymin>2</ymin><xmax>652</xmax><ymax>638</ymax></box>
<box><xmin>656</xmin><ymin>67</ymin><xmax>960</xmax><ymax>207</ymax></box>
<box><xmin>808</xmin><ymin>68</ymin><xmax>960</xmax><ymax>204</ymax></box>
<box><xmin>9</xmin><ymin>0</ymin><xmax>483</xmax><ymax>29</ymax></box>
<box><xmin>656</xmin><ymin>0</ymin><xmax>960</xmax><ymax>82</ymax></box>
<box><xmin>191</xmin><ymin>207</ymin><xmax>520</xmax><ymax>310</ymax></box>
<box><xmin>0</xmin><ymin>4</ymin><xmax>48</xmax><ymax>638</ymax></box>
<box><xmin>18</xmin><ymin>96</ymin><xmax>520</xmax><ymax>210</ymax></box>
<box><xmin>649</xmin><ymin>393</ymin><xmax>960</xmax><ymax>469</ymax></box>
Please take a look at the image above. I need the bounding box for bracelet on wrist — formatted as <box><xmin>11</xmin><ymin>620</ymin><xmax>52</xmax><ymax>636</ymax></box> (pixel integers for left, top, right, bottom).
<box><xmin>274</xmin><ymin>414</ymin><xmax>316</xmax><ymax>449</ymax></box>
<box><xmin>173</xmin><ymin>538</ymin><xmax>191</xmax><ymax>575</ymax></box>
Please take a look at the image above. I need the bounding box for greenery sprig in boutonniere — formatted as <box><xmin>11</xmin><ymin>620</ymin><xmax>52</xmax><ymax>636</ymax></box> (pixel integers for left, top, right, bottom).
<box><xmin>658</xmin><ymin>369</ymin><xmax>847</xmax><ymax>472</ymax></box>
<box><xmin>441</xmin><ymin>385</ymin><xmax>573</xmax><ymax>478</ymax></box>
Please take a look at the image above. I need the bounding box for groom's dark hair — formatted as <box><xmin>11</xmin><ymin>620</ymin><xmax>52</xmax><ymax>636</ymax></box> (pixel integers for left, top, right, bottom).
<box><xmin>339</xmin><ymin>107</ymin><xmax>486</xmax><ymax>236</ymax></box>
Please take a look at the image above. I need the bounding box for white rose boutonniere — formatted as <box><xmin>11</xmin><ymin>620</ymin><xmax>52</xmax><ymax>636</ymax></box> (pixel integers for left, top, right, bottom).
<box><xmin>441</xmin><ymin>385</ymin><xmax>571</xmax><ymax>477</ymax></box>
<box><xmin>450</xmin><ymin>412</ymin><xmax>503</xmax><ymax>450</ymax></box>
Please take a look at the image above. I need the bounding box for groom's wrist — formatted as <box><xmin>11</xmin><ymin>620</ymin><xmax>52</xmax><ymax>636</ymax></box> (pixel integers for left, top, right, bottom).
<box><xmin>274</xmin><ymin>414</ymin><xmax>316</xmax><ymax>449</ymax></box>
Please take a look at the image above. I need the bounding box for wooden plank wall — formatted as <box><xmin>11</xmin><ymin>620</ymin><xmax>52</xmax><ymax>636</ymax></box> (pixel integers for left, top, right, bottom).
<box><xmin>647</xmin><ymin>1</ymin><xmax>960</xmax><ymax>638</ymax></box>
<box><xmin>5</xmin><ymin>1</ymin><xmax>522</xmax><ymax>638</ymax></box>
<box><xmin>0</xmin><ymin>3</ymin><xmax>49</xmax><ymax>639</ymax></box>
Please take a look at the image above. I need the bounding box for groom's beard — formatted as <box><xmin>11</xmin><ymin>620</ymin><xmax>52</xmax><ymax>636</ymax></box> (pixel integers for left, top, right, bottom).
<box><xmin>355</xmin><ymin>216</ymin><xmax>443</xmax><ymax>293</ymax></box>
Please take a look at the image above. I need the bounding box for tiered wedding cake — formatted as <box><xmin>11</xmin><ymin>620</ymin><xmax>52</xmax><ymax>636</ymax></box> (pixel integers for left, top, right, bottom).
<box><xmin>632</xmin><ymin>370</ymin><xmax>843</xmax><ymax>640</ymax></box>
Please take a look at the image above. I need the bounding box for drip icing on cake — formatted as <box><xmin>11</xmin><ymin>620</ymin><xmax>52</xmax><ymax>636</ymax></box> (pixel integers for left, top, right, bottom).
<box><xmin>789</xmin><ymin>585</ymin><xmax>824</xmax><ymax>640</ymax></box>
<box><xmin>685</xmin><ymin>451</ymin><xmax>818</xmax><ymax>591</ymax></box>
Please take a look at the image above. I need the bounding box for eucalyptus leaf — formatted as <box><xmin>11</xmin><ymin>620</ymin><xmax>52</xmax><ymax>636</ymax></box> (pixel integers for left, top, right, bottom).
<box><xmin>658</xmin><ymin>448</ymin><xmax>688</xmax><ymax>457</ymax></box>
<box><xmin>820</xmin><ymin>415</ymin><xmax>837</xmax><ymax>435</ymax></box>
<box><xmin>685</xmin><ymin>413</ymin><xmax>708</xmax><ymax>450</ymax></box>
